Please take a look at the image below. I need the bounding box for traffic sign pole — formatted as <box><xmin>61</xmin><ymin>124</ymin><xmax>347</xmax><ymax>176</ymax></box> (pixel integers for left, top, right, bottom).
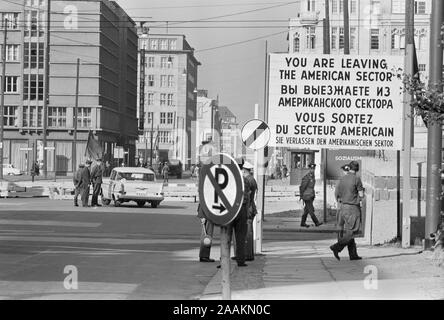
<box><xmin>220</xmin><ymin>226</ymin><xmax>231</xmax><ymax>300</ymax></box>
<box><xmin>253</xmin><ymin>104</ymin><xmax>262</xmax><ymax>254</ymax></box>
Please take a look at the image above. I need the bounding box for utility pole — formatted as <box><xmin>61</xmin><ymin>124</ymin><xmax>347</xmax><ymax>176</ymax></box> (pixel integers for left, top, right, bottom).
<box><xmin>42</xmin><ymin>0</ymin><xmax>51</xmax><ymax>178</ymax></box>
<box><xmin>73</xmin><ymin>58</ymin><xmax>80</xmax><ymax>172</ymax></box>
<box><xmin>425</xmin><ymin>0</ymin><xmax>444</xmax><ymax>249</ymax></box>
<box><xmin>0</xmin><ymin>20</ymin><xmax>7</xmax><ymax>180</ymax></box>
<box><xmin>343</xmin><ymin>0</ymin><xmax>350</xmax><ymax>54</ymax></box>
<box><xmin>150</xmin><ymin>112</ymin><xmax>154</xmax><ymax>167</ymax></box>
<box><xmin>401</xmin><ymin>0</ymin><xmax>415</xmax><ymax>248</ymax></box>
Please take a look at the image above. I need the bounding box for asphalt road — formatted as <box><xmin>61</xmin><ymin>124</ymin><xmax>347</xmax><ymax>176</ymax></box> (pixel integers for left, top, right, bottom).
<box><xmin>0</xmin><ymin>198</ymin><xmax>336</xmax><ymax>300</ymax></box>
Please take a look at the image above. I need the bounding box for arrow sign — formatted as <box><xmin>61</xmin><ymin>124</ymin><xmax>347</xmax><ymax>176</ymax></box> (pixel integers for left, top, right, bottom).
<box><xmin>199</xmin><ymin>153</ymin><xmax>244</xmax><ymax>226</ymax></box>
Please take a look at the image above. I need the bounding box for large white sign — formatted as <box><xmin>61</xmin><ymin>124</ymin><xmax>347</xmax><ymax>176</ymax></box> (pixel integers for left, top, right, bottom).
<box><xmin>268</xmin><ymin>54</ymin><xmax>404</xmax><ymax>150</ymax></box>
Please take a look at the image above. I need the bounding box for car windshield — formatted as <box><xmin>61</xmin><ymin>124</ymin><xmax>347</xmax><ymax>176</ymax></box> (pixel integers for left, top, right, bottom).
<box><xmin>119</xmin><ymin>172</ymin><xmax>154</xmax><ymax>181</ymax></box>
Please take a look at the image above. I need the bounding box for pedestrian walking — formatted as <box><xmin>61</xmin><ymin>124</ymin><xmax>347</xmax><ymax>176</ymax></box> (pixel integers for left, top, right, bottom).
<box><xmin>73</xmin><ymin>163</ymin><xmax>84</xmax><ymax>207</ymax></box>
<box><xmin>31</xmin><ymin>161</ymin><xmax>40</xmax><ymax>182</ymax></box>
<box><xmin>282</xmin><ymin>164</ymin><xmax>288</xmax><ymax>181</ymax></box>
<box><xmin>80</xmin><ymin>160</ymin><xmax>92</xmax><ymax>207</ymax></box>
<box><xmin>299</xmin><ymin>163</ymin><xmax>323</xmax><ymax>228</ymax></box>
<box><xmin>162</xmin><ymin>162</ymin><xmax>169</xmax><ymax>183</ymax></box>
<box><xmin>197</xmin><ymin>203</ymin><xmax>215</xmax><ymax>263</ymax></box>
<box><xmin>330</xmin><ymin>161</ymin><xmax>364</xmax><ymax>261</ymax></box>
<box><xmin>243</xmin><ymin>161</ymin><xmax>257</xmax><ymax>261</ymax></box>
<box><xmin>90</xmin><ymin>158</ymin><xmax>104</xmax><ymax>207</ymax></box>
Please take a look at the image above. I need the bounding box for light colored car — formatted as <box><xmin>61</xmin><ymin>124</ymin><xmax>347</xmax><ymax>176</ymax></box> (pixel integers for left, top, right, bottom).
<box><xmin>2</xmin><ymin>164</ymin><xmax>22</xmax><ymax>176</ymax></box>
<box><xmin>101</xmin><ymin>167</ymin><xmax>164</xmax><ymax>208</ymax></box>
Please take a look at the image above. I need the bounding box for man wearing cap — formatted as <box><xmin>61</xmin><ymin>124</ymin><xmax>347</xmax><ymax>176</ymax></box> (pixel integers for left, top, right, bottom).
<box><xmin>73</xmin><ymin>163</ymin><xmax>85</xmax><ymax>207</ymax></box>
<box><xmin>80</xmin><ymin>160</ymin><xmax>92</xmax><ymax>207</ymax></box>
<box><xmin>330</xmin><ymin>160</ymin><xmax>364</xmax><ymax>261</ymax></box>
<box><xmin>299</xmin><ymin>163</ymin><xmax>323</xmax><ymax>227</ymax></box>
<box><xmin>242</xmin><ymin>161</ymin><xmax>257</xmax><ymax>261</ymax></box>
<box><xmin>90</xmin><ymin>158</ymin><xmax>104</xmax><ymax>207</ymax></box>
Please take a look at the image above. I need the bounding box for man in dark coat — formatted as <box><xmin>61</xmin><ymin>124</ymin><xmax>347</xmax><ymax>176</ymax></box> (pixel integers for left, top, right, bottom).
<box><xmin>80</xmin><ymin>160</ymin><xmax>92</xmax><ymax>207</ymax></box>
<box><xmin>299</xmin><ymin>163</ymin><xmax>322</xmax><ymax>227</ymax></box>
<box><xmin>197</xmin><ymin>203</ymin><xmax>215</xmax><ymax>262</ymax></box>
<box><xmin>73</xmin><ymin>164</ymin><xmax>85</xmax><ymax>207</ymax></box>
<box><xmin>330</xmin><ymin>161</ymin><xmax>364</xmax><ymax>261</ymax></box>
<box><xmin>243</xmin><ymin>161</ymin><xmax>257</xmax><ymax>261</ymax></box>
<box><xmin>90</xmin><ymin>158</ymin><xmax>104</xmax><ymax>207</ymax></box>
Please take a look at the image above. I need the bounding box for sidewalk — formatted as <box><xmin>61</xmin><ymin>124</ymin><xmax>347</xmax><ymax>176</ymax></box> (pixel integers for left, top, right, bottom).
<box><xmin>200</xmin><ymin>240</ymin><xmax>444</xmax><ymax>300</ymax></box>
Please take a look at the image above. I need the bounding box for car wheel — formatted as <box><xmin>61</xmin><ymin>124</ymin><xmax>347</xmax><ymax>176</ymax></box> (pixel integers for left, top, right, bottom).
<box><xmin>136</xmin><ymin>200</ymin><xmax>146</xmax><ymax>207</ymax></box>
<box><xmin>102</xmin><ymin>198</ymin><xmax>111</xmax><ymax>206</ymax></box>
<box><xmin>151</xmin><ymin>201</ymin><xmax>159</xmax><ymax>208</ymax></box>
<box><xmin>114</xmin><ymin>199</ymin><xmax>122</xmax><ymax>207</ymax></box>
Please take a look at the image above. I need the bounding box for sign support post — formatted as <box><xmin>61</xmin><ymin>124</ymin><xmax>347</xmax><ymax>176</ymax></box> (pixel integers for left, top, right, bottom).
<box><xmin>220</xmin><ymin>226</ymin><xmax>231</xmax><ymax>300</ymax></box>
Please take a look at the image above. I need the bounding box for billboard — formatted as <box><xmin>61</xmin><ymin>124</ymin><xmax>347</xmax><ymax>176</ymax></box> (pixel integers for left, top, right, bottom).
<box><xmin>267</xmin><ymin>54</ymin><xmax>404</xmax><ymax>150</ymax></box>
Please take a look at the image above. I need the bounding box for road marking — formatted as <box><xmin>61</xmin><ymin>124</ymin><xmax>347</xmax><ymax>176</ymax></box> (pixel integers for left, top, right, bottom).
<box><xmin>0</xmin><ymin>220</ymin><xmax>101</xmax><ymax>228</ymax></box>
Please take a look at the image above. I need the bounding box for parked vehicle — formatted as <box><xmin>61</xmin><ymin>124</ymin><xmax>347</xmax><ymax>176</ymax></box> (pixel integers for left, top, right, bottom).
<box><xmin>2</xmin><ymin>164</ymin><xmax>22</xmax><ymax>176</ymax></box>
<box><xmin>168</xmin><ymin>159</ymin><xmax>183</xmax><ymax>179</ymax></box>
<box><xmin>101</xmin><ymin>167</ymin><xmax>164</xmax><ymax>208</ymax></box>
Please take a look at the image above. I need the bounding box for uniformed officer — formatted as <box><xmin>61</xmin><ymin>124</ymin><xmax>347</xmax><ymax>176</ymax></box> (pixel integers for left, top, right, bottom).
<box><xmin>90</xmin><ymin>158</ymin><xmax>104</xmax><ymax>207</ymax></box>
<box><xmin>299</xmin><ymin>163</ymin><xmax>323</xmax><ymax>227</ymax></box>
<box><xmin>73</xmin><ymin>163</ymin><xmax>85</xmax><ymax>207</ymax></box>
<box><xmin>243</xmin><ymin>161</ymin><xmax>257</xmax><ymax>261</ymax></box>
<box><xmin>330</xmin><ymin>160</ymin><xmax>364</xmax><ymax>261</ymax></box>
<box><xmin>80</xmin><ymin>160</ymin><xmax>92</xmax><ymax>207</ymax></box>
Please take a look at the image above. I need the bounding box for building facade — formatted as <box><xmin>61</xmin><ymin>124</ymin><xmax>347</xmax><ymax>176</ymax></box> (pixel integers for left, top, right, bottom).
<box><xmin>0</xmin><ymin>0</ymin><xmax>138</xmax><ymax>175</ymax></box>
<box><xmin>195</xmin><ymin>89</ymin><xmax>221</xmax><ymax>162</ymax></box>
<box><xmin>218</xmin><ymin>106</ymin><xmax>242</xmax><ymax>159</ymax></box>
<box><xmin>137</xmin><ymin>32</ymin><xmax>200</xmax><ymax>169</ymax></box>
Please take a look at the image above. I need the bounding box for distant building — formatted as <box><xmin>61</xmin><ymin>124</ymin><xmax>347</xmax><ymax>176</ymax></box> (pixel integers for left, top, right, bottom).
<box><xmin>137</xmin><ymin>32</ymin><xmax>200</xmax><ymax>169</ymax></box>
<box><xmin>218</xmin><ymin>106</ymin><xmax>242</xmax><ymax>158</ymax></box>
<box><xmin>0</xmin><ymin>0</ymin><xmax>138</xmax><ymax>175</ymax></box>
<box><xmin>195</xmin><ymin>89</ymin><xmax>221</xmax><ymax>162</ymax></box>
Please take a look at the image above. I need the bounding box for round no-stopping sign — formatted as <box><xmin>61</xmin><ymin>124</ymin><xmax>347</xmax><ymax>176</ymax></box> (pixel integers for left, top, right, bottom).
<box><xmin>198</xmin><ymin>153</ymin><xmax>244</xmax><ymax>226</ymax></box>
<box><xmin>241</xmin><ymin>119</ymin><xmax>270</xmax><ymax>150</ymax></box>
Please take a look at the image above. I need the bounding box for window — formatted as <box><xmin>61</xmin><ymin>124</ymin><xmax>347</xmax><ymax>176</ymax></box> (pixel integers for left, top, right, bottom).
<box><xmin>331</xmin><ymin>27</ymin><xmax>337</xmax><ymax>50</ymax></box>
<box><xmin>169</xmin><ymin>39</ymin><xmax>177</xmax><ymax>50</ymax></box>
<box><xmin>350</xmin><ymin>27</ymin><xmax>357</xmax><ymax>50</ymax></box>
<box><xmin>392</xmin><ymin>0</ymin><xmax>405</xmax><ymax>13</ymax></box>
<box><xmin>3</xmin><ymin>76</ymin><xmax>18</xmax><ymax>93</ymax></box>
<box><xmin>24</xmin><ymin>10</ymin><xmax>44</xmax><ymax>37</ymax></box>
<box><xmin>77</xmin><ymin>107</ymin><xmax>91</xmax><ymax>128</ymax></box>
<box><xmin>160</xmin><ymin>93</ymin><xmax>166</xmax><ymax>106</ymax></box>
<box><xmin>3</xmin><ymin>106</ymin><xmax>18</xmax><ymax>127</ymax></box>
<box><xmin>146</xmin><ymin>112</ymin><xmax>153</xmax><ymax>124</ymax></box>
<box><xmin>160</xmin><ymin>112</ymin><xmax>166</xmax><ymax>124</ymax></box>
<box><xmin>149</xmin><ymin>39</ymin><xmax>158</xmax><ymax>50</ymax></box>
<box><xmin>160</xmin><ymin>75</ymin><xmax>167</xmax><ymax>87</ymax></box>
<box><xmin>23</xmin><ymin>105</ymin><xmax>43</xmax><ymax>127</ymax></box>
<box><xmin>159</xmin><ymin>131</ymin><xmax>171</xmax><ymax>144</ymax></box>
<box><xmin>339</xmin><ymin>27</ymin><xmax>344</xmax><ymax>49</ymax></box>
<box><xmin>1</xmin><ymin>44</ymin><xmax>19</xmax><ymax>61</ymax></box>
<box><xmin>293</xmin><ymin>33</ymin><xmax>300</xmax><ymax>52</ymax></box>
<box><xmin>1</xmin><ymin>13</ymin><xmax>19</xmax><ymax>29</ymax></box>
<box><xmin>48</xmin><ymin>107</ymin><xmax>66</xmax><ymax>127</ymax></box>
<box><xmin>370</xmin><ymin>29</ymin><xmax>379</xmax><ymax>50</ymax></box>
<box><xmin>147</xmin><ymin>56</ymin><xmax>154</xmax><ymax>68</ymax></box>
<box><xmin>147</xmin><ymin>93</ymin><xmax>154</xmax><ymax>105</ymax></box>
<box><xmin>23</xmin><ymin>74</ymin><xmax>43</xmax><ymax>100</ymax></box>
<box><xmin>350</xmin><ymin>0</ymin><xmax>357</xmax><ymax>14</ymax></box>
<box><xmin>160</xmin><ymin>39</ymin><xmax>168</xmax><ymax>50</ymax></box>
<box><xmin>305</xmin><ymin>26</ymin><xmax>315</xmax><ymax>50</ymax></box>
<box><xmin>391</xmin><ymin>28</ymin><xmax>405</xmax><ymax>50</ymax></box>
<box><xmin>167</xmin><ymin>94</ymin><xmax>174</xmax><ymax>106</ymax></box>
<box><xmin>148</xmin><ymin>75</ymin><xmax>154</xmax><ymax>87</ymax></box>
<box><xmin>419</xmin><ymin>64</ymin><xmax>426</xmax><ymax>72</ymax></box>
<box><xmin>307</xmin><ymin>0</ymin><xmax>315</xmax><ymax>11</ymax></box>
<box><xmin>24</xmin><ymin>42</ymin><xmax>44</xmax><ymax>68</ymax></box>
<box><xmin>339</xmin><ymin>0</ymin><xmax>343</xmax><ymax>13</ymax></box>
<box><xmin>415</xmin><ymin>1</ymin><xmax>426</xmax><ymax>14</ymax></box>
<box><xmin>168</xmin><ymin>75</ymin><xmax>174</xmax><ymax>87</ymax></box>
<box><xmin>160</xmin><ymin>57</ymin><xmax>168</xmax><ymax>68</ymax></box>
<box><xmin>167</xmin><ymin>112</ymin><xmax>173</xmax><ymax>124</ymax></box>
<box><xmin>331</xmin><ymin>0</ymin><xmax>338</xmax><ymax>13</ymax></box>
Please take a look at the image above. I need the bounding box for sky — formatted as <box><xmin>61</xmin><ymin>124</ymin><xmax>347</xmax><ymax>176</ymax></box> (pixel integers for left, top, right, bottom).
<box><xmin>117</xmin><ymin>0</ymin><xmax>298</xmax><ymax>126</ymax></box>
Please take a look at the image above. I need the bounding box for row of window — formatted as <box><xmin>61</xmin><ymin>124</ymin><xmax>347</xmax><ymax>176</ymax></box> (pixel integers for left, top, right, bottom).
<box><xmin>145</xmin><ymin>56</ymin><xmax>175</xmax><ymax>68</ymax></box>
<box><xmin>140</xmin><ymin>131</ymin><xmax>173</xmax><ymax>144</ymax></box>
<box><xmin>145</xmin><ymin>93</ymin><xmax>175</xmax><ymax>106</ymax></box>
<box><xmin>0</xmin><ymin>76</ymin><xmax>43</xmax><ymax>100</ymax></box>
<box><xmin>1</xmin><ymin>42</ymin><xmax>45</xmax><ymax>68</ymax></box>
<box><xmin>146</xmin><ymin>75</ymin><xmax>176</xmax><ymax>88</ymax></box>
<box><xmin>3</xmin><ymin>106</ymin><xmax>92</xmax><ymax>128</ymax></box>
<box><xmin>392</xmin><ymin>0</ymin><xmax>427</xmax><ymax>14</ymax></box>
<box><xmin>144</xmin><ymin>112</ymin><xmax>175</xmax><ymax>125</ymax></box>
<box><xmin>293</xmin><ymin>27</ymin><xmax>427</xmax><ymax>52</ymax></box>
<box><xmin>146</xmin><ymin>39</ymin><xmax>177</xmax><ymax>51</ymax></box>
<box><xmin>0</xmin><ymin>11</ymin><xmax>46</xmax><ymax>36</ymax></box>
